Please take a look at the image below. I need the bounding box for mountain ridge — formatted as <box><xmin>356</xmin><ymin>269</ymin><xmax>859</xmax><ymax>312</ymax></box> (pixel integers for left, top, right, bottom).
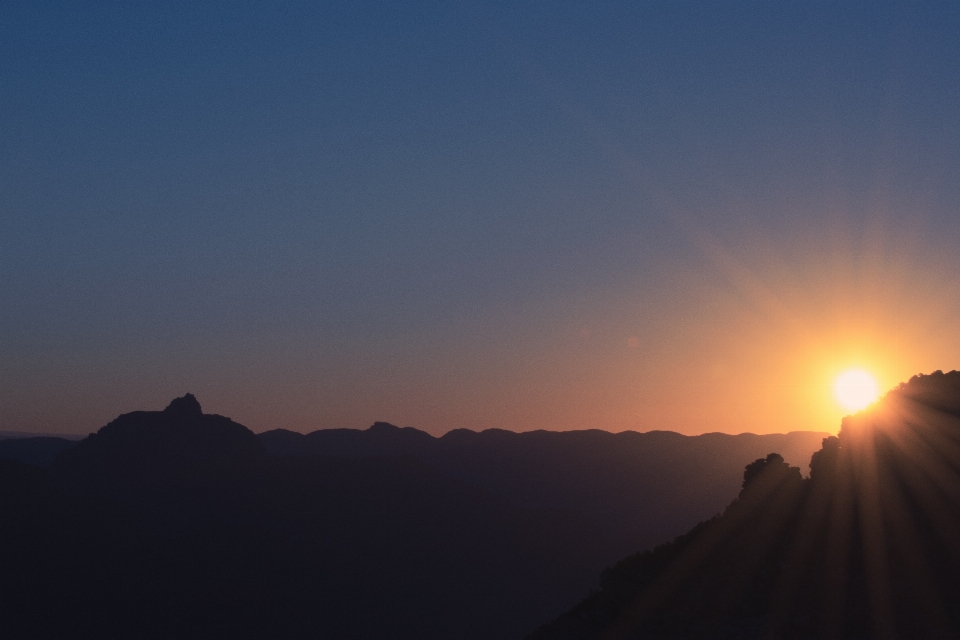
<box><xmin>260</xmin><ymin>422</ymin><xmax>828</xmax><ymax>550</ymax></box>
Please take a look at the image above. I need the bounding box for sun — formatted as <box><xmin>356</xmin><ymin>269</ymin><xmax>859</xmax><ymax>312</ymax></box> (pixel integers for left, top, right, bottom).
<box><xmin>834</xmin><ymin>369</ymin><xmax>879</xmax><ymax>412</ymax></box>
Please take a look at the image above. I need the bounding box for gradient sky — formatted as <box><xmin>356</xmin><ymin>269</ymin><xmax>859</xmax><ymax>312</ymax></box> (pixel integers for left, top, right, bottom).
<box><xmin>4</xmin><ymin>1</ymin><xmax>960</xmax><ymax>436</ymax></box>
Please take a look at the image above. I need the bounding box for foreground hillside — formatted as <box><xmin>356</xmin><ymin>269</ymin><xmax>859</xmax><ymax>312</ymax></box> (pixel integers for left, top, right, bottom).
<box><xmin>529</xmin><ymin>370</ymin><xmax>960</xmax><ymax>639</ymax></box>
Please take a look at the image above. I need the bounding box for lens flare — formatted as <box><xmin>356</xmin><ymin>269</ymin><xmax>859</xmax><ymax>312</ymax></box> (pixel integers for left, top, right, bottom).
<box><xmin>834</xmin><ymin>369</ymin><xmax>879</xmax><ymax>412</ymax></box>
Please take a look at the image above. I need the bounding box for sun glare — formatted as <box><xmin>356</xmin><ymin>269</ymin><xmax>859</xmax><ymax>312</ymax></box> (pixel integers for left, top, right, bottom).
<box><xmin>834</xmin><ymin>369</ymin><xmax>879</xmax><ymax>412</ymax></box>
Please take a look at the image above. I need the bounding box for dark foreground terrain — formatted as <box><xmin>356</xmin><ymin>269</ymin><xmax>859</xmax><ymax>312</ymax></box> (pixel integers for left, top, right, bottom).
<box><xmin>529</xmin><ymin>371</ymin><xmax>960</xmax><ymax>639</ymax></box>
<box><xmin>0</xmin><ymin>396</ymin><xmax>825</xmax><ymax>639</ymax></box>
<box><xmin>2</xmin><ymin>421</ymin><xmax>826</xmax><ymax>555</ymax></box>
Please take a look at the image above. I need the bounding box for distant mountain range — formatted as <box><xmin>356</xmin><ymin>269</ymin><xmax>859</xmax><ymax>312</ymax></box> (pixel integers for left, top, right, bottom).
<box><xmin>0</xmin><ymin>430</ymin><xmax>84</xmax><ymax>440</ymax></box>
<box><xmin>1</xmin><ymin>414</ymin><xmax>827</xmax><ymax>554</ymax></box>
<box><xmin>259</xmin><ymin>424</ymin><xmax>827</xmax><ymax>552</ymax></box>
<box><xmin>0</xmin><ymin>396</ymin><xmax>827</xmax><ymax>639</ymax></box>
<box><xmin>0</xmin><ymin>436</ymin><xmax>79</xmax><ymax>466</ymax></box>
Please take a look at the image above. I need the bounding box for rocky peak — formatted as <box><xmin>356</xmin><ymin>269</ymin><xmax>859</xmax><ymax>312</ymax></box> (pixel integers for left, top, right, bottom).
<box><xmin>163</xmin><ymin>393</ymin><xmax>203</xmax><ymax>417</ymax></box>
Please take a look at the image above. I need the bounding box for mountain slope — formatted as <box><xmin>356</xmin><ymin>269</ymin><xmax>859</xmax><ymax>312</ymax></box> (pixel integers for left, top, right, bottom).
<box><xmin>528</xmin><ymin>370</ymin><xmax>960</xmax><ymax>638</ymax></box>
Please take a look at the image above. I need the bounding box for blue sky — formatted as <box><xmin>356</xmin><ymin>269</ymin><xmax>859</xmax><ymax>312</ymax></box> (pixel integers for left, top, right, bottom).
<box><xmin>4</xmin><ymin>2</ymin><xmax>960</xmax><ymax>435</ymax></box>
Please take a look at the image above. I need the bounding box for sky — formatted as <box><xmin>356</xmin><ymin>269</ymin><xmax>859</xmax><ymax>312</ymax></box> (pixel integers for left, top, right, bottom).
<box><xmin>3</xmin><ymin>1</ymin><xmax>960</xmax><ymax>437</ymax></box>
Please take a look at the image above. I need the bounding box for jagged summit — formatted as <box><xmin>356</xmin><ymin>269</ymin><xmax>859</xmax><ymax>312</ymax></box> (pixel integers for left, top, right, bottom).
<box><xmin>163</xmin><ymin>393</ymin><xmax>202</xmax><ymax>417</ymax></box>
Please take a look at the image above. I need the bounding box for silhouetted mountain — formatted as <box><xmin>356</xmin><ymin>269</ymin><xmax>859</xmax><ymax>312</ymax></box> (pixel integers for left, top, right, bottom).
<box><xmin>52</xmin><ymin>394</ymin><xmax>265</xmax><ymax>496</ymax></box>
<box><xmin>528</xmin><ymin>370</ymin><xmax>960</xmax><ymax>638</ymax></box>
<box><xmin>0</xmin><ymin>436</ymin><xmax>78</xmax><ymax>466</ymax></box>
<box><xmin>260</xmin><ymin>424</ymin><xmax>827</xmax><ymax>552</ymax></box>
<box><xmin>0</xmin><ymin>395</ymin><xmax>631</xmax><ymax>639</ymax></box>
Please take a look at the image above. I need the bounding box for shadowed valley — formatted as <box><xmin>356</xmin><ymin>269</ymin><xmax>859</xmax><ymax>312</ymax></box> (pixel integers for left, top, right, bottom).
<box><xmin>0</xmin><ymin>396</ymin><xmax>823</xmax><ymax>639</ymax></box>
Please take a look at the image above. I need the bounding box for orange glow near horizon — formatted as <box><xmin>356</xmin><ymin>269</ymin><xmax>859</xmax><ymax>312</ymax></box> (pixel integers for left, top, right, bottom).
<box><xmin>4</xmin><ymin>211</ymin><xmax>958</xmax><ymax>440</ymax></box>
